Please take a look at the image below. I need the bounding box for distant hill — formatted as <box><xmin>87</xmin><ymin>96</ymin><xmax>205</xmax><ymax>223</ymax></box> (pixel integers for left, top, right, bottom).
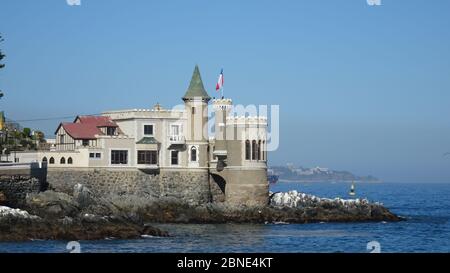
<box><xmin>269</xmin><ymin>165</ymin><xmax>380</xmax><ymax>183</ymax></box>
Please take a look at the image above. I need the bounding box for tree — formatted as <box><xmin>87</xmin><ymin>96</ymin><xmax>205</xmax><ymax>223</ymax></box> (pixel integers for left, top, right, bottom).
<box><xmin>33</xmin><ymin>131</ymin><xmax>45</xmax><ymax>143</ymax></box>
<box><xmin>22</xmin><ymin>128</ymin><xmax>31</xmax><ymax>138</ymax></box>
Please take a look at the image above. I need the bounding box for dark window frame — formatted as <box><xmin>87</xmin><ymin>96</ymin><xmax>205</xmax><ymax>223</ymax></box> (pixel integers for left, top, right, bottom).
<box><xmin>143</xmin><ymin>124</ymin><xmax>154</xmax><ymax>135</ymax></box>
<box><xmin>106</xmin><ymin>127</ymin><xmax>116</xmax><ymax>136</ymax></box>
<box><xmin>252</xmin><ymin>140</ymin><xmax>257</xmax><ymax>160</ymax></box>
<box><xmin>137</xmin><ymin>150</ymin><xmax>158</xmax><ymax>165</ymax></box>
<box><xmin>171</xmin><ymin>150</ymin><xmax>179</xmax><ymax>165</ymax></box>
<box><xmin>245</xmin><ymin>140</ymin><xmax>251</xmax><ymax>160</ymax></box>
<box><xmin>190</xmin><ymin>146</ymin><xmax>197</xmax><ymax>162</ymax></box>
<box><xmin>111</xmin><ymin>150</ymin><xmax>128</xmax><ymax>165</ymax></box>
<box><xmin>257</xmin><ymin>140</ymin><xmax>261</xmax><ymax>161</ymax></box>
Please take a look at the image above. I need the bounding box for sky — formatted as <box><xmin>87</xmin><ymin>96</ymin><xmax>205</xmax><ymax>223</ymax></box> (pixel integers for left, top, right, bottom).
<box><xmin>1</xmin><ymin>0</ymin><xmax>450</xmax><ymax>182</ymax></box>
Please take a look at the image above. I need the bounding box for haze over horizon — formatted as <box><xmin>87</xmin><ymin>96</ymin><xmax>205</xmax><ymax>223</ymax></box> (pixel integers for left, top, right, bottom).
<box><xmin>1</xmin><ymin>1</ymin><xmax>450</xmax><ymax>183</ymax></box>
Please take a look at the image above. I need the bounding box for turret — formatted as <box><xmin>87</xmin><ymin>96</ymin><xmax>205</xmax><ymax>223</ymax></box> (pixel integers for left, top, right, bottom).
<box><xmin>212</xmin><ymin>98</ymin><xmax>233</xmax><ymax>170</ymax></box>
<box><xmin>182</xmin><ymin>65</ymin><xmax>210</xmax><ymax>142</ymax></box>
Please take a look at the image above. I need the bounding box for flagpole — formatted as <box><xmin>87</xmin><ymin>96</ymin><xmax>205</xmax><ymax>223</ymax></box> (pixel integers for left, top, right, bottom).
<box><xmin>221</xmin><ymin>69</ymin><xmax>224</xmax><ymax>99</ymax></box>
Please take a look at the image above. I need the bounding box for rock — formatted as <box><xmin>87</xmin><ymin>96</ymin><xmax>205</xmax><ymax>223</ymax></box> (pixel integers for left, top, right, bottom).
<box><xmin>0</xmin><ymin>192</ymin><xmax>6</xmax><ymax>205</ymax></box>
<box><xmin>0</xmin><ymin>185</ymin><xmax>170</xmax><ymax>242</ymax></box>
<box><xmin>103</xmin><ymin>191</ymin><xmax>401</xmax><ymax>224</ymax></box>
<box><xmin>0</xmin><ymin>206</ymin><xmax>40</xmax><ymax>221</ymax></box>
<box><xmin>25</xmin><ymin>191</ymin><xmax>80</xmax><ymax>219</ymax></box>
<box><xmin>73</xmin><ymin>183</ymin><xmax>96</xmax><ymax>209</ymax></box>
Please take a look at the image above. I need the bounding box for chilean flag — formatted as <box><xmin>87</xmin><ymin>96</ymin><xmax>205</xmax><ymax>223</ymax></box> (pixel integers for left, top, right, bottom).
<box><xmin>216</xmin><ymin>69</ymin><xmax>224</xmax><ymax>91</ymax></box>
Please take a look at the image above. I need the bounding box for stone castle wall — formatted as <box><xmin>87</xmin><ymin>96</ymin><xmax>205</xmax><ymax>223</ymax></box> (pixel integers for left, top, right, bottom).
<box><xmin>223</xmin><ymin>169</ymin><xmax>269</xmax><ymax>207</ymax></box>
<box><xmin>42</xmin><ymin>167</ymin><xmax>269</xmax><ymax>207</ymax></box>
<box><xmin>0</xmin><ymin>176</ymin><xmax>43</xmax><ymax>207</ymax></box>
<box><xmin>47</xmin><ymin>168</ymin><xmax>211</xmax><ymax>205</ymax></box>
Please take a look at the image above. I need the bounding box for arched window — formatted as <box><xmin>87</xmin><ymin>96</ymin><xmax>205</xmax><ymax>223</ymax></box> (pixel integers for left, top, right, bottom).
<box><xmin>258</xmin><ymin>140</ymin><xmax>262</xmax><ymax>161</ymax></box>
<box><xmin>245</xmin><ymin>140</ymin><xmax>250</xmax><ymax>160</ymax></box>
<box><xmin>252</xmin><ymin>140</ymin><xmax>257</xmax><ymax>160</ymax></box>
<box><xmin>262</xmin><ymin>141</ymin><xmax>266</xmax><ymax>161</ymax></box>
<box><xmin>67</xmin><ymin>157</ymin><xmax>73</xmax><ymax>164</ymax></box>
<box><xmin>60</xmin><ymin>157</ymin><xmax>66</xmax><ymax>164</ymax></box>
<box><xmin>42</xmin><ymin>157</ymin><xmax>48</xmax><ymax>163</ymax></box>
<box><xmin>49</xmin><ymin>157</ymin><xmax>55</xmax><ymax>164</ymax></box>
<box><xmin>191</xmin><ymin>146</ymin><xmax>197</xmax><ymax>162</ymax></box>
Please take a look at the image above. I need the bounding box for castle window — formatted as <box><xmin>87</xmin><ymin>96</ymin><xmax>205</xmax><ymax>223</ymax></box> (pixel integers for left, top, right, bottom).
<box><xmin>262</xmin><ymin>140</ymin><xmax>266</xmax><ymax>161</ymax></box>
<box><xmin>68</xmin><ymin>157</ymin><xmax>73</xmax><ymax>164</ymax></box>
<box><xmin>191</xmin><ymin>107</ymin><xmax>196</xmax><ymax>115</ymax></box>
<box><xmin>252</xmin><ymin>140</ymin><xmax>257</xmax><ymax>160</ymax></box>
<box><xmin>111</xmin><ymin>150</ymin><xmax>128</xmax><ymax>165</ymax></box>
<box><xmin>60</xmin><ymin>157</ymin><xmax>66</xmax><ymax>164</ymax></box>
<box><xmin>190</xmin><ymin>146</ymin><xmax>197</xmax><ymax>162</ymax></box>
<box><xmin>42</xmin><ymin>157</ymin><xmax>48</xmax><ymax>163</ymax></box>
<box><xmin>245</xmin><ymin>140</ymin><xmax>250</xmax><ymax>160</ymax></box>
<box><xmin>258</xmin><ymin>140</ymin><xmax>262</xmax><ymax>161</ymax></box>
<box><xmin>138</xmin><ymin>150</ymin><xmax>158</xmax><ymax>165</ymax></box>
<box><xmin>171</xmin><ymin>150</ymin><xmax>179</xmax><ymax>165</ymax></box>
<box><xmin>144</xmin><ymin>125</ymin><xmax>154</xmax><ymax>136</ymax></box>
<box><xmin>49</xmin><ymin>157</ymin><xmax>55</xmax><ymax>164</ymax></box>
<box><xmin>59</xmin><ymin>135</ymin><xmax>64</xmax><ymax>144</ymax></box>
<box><xmin>82</xmin><ymin>140</ymin><xmax>89</xmax><ymax>146</ymax></box>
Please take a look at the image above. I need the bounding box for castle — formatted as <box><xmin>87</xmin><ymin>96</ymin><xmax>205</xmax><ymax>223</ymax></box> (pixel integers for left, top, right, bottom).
<box><xmin>15</xmin><ymin>66</ymin><xmax>269</xmax><ymax>207</ymax></box>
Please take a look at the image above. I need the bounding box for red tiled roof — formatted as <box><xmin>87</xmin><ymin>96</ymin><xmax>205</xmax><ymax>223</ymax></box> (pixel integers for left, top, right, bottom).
<box><xmin>55</xmin><ymin>116</ymin><xmax>119</xmax><ymax>140</ymax></box>
<box><xmin>61</xmin><ymin>123</ymin><xmax>102</xmax><ymax>140</ymax></box>
<box><xmin>75</xmin><ymin>116</ymin><xmax>118</xmax><ymax>127</ymax></box>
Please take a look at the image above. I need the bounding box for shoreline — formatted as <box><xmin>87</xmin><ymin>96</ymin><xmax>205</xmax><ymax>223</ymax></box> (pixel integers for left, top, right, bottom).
<box><xmin>0</xmin><ymin>183</ymin><xmax>401</xmax><ymax>242</ymax></box>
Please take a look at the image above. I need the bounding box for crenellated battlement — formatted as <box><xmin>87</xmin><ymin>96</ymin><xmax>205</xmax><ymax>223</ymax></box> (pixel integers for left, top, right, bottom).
<box><xmin>212</xmin><ymin>98</ymin><xmax>233</xmax><ymax>110</ymax></box>
<box><xmin>226</xmin><ymin>116</ymin><xmax>268</xmax><ymax>126</ymax></box>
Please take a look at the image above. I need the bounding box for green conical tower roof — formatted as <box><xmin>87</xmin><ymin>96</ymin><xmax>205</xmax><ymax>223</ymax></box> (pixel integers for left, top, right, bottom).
<box><xmin>183</xmin><ymin>65</ymin><xmax>211</xmax><ymax>101</ymax></box>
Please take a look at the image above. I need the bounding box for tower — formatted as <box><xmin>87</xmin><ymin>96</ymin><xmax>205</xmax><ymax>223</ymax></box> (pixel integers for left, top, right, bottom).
<box><xmin>212</xmin><ymin>98</ymin><xmax>233</xmax><ymax>171</ymax></box>
<box><xmin>182</xmin><ymin>65</ymin><xmax>210</xmax><ymax>168</ymax></box>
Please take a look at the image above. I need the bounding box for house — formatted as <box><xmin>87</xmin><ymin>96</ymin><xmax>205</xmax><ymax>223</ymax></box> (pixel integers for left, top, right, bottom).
<box><xmin>14</xmin><ymin>66</ymin><xmax>269</xmax><ymax>206</ymax></box>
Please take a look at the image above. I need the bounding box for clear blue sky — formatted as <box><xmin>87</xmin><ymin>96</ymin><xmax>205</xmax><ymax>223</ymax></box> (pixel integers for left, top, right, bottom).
<box><xmin>1</xmin><ymin>0</ymin><xmax>450</xmax><ymax>182</ymax></box>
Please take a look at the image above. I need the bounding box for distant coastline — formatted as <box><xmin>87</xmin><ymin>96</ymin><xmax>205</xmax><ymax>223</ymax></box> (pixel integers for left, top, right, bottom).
<box><xmin>277</xmin><ymin>179</ymin><xmax>382</xmax><ymax>183</ymax></box>
<box><xmin>270</xmin><ymin>165</ymin><xmax>380</xmax><ymax>183</ymax></box>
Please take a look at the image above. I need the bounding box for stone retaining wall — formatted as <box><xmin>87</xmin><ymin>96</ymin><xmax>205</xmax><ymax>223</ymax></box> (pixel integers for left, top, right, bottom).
<box><xmin>47</xmin><ymin>168</ymin><xmax>211</xmax><ymax>205</ymax></box>
<box><xmin>0</xmin><ymin>175</ymin><xmax>43</xmax><ymax>207</ymax></box>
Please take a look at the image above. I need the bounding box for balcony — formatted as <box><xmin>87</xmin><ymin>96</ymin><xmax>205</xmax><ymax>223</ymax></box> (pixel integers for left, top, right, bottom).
<box><xmin>168</xmin><ymin>135</ymin><xmax>185</xmax><ymax>145</ymax></box>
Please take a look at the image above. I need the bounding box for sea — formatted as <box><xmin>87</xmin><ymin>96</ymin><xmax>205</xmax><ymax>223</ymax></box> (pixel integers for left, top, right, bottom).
<box><xmin>0</xmin><ymin>182</ymin><xmax>449</xmax><ymax>253</ymax></box>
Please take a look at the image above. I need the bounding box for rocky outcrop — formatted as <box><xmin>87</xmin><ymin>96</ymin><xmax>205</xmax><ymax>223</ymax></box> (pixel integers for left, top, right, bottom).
<box><xmin>0</xmin><ymin>184</ymin><xmax>168</xmax><ymax>242</ymax></box>
<box><xmin>102</xmin><ymin>191</ymin><xmax>400</xmax><ymax>224</ymax></box>
<box><xmin>1</xmin><ymin>183</ymin><xmax>401</xmax><ymax>241</ymax></box>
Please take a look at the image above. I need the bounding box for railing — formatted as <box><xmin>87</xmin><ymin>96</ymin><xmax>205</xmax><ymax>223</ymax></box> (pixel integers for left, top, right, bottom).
<box><xmin>0</xmin><ymin>162</ymin><xmax>47</xmax><ymax>178</ymax></box>
<box><xmin>0</xmin><ymin>162</ymin><xmax>46</xmax><ymax>170</ymax></box>
<box><xmin>168</xmin><ymin>135</ymin><xmax>185</xmax><ymax>144</ymax></box>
